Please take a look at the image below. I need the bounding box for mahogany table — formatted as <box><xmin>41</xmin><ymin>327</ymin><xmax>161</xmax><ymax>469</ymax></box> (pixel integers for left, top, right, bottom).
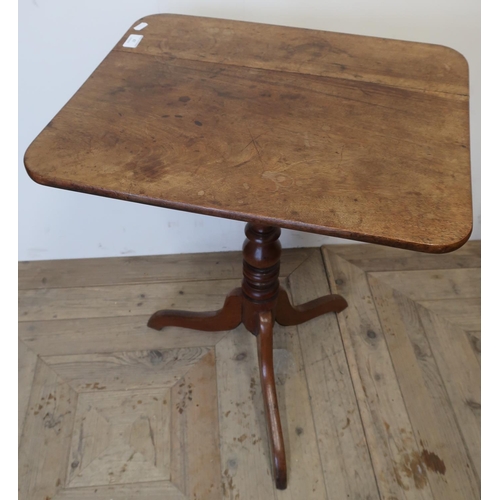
<box><xmin>24</xmin><ymin>14</ymin><xmax>472</xmax><ymax>490</ymax></box>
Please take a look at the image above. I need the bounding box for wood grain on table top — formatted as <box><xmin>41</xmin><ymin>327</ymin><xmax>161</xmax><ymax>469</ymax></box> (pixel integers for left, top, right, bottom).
<box><xmin>24</xmin><ymin>14</ymin><xmax>472</xmax><ymax>253</ymax></box>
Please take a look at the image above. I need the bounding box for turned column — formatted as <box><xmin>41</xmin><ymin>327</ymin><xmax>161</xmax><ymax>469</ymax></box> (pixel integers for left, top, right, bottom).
<box><xmin>241</xmin><ymin>224</ymin><xmax>282</xmax><ymax>335</ymax></box>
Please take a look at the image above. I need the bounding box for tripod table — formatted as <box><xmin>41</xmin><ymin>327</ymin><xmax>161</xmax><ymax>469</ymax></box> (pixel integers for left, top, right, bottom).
<box><xmin>24</xmin><ymin>14</ymin><xmax>472</xmax><ymax>490</ymax></box>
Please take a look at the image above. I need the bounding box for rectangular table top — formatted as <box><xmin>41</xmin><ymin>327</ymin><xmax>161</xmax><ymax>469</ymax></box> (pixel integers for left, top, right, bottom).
<box><xmin>24</xmin><ymin>14</ymin><xmax>472</xmax><ymax>253</ymax></box>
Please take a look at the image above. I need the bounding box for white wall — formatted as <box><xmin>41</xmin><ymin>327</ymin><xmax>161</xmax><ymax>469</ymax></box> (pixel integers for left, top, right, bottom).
<box><xmin>19</xmin><ymin>0</ymin><xmax>480</xmax><ymax>261</ymax></box>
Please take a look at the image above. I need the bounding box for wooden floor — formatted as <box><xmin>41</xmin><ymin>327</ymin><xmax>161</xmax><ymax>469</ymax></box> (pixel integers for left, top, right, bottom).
<box><xmin>18</xmin><ymin>242</ymin><xmax>480</xmax><ymax>500</ymax></box>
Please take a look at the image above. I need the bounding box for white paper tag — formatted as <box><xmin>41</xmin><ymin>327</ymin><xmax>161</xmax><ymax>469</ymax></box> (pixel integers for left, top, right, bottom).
<box><xmin>134</xmin><ymin>22</ymin><xmax>148</xmax><ymax>31</ymax></box>
<box><xmin>123</xmin><ymin>34</ymin><xmax>143</xmax><ymax>48</ymax></box>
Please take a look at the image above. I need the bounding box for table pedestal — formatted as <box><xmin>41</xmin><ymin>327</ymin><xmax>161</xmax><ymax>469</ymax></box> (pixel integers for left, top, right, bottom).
<box><xmin>148</xmin><ymin>223</ymin><xmax>348</xmax><ymax>489</ymax></box>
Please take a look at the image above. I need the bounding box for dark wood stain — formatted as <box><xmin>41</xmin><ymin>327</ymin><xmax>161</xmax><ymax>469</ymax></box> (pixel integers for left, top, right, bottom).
<box><xmin>421</xmin><ymin>448</ymin><xmax>447</xmax><ymax>475</ymax></box>
<box><xmin>394</xmin><ymin>442</ymin><xmax>447</xmax><ymax>490</ymax></box>
<box><xmin>401</xmin><ymin>452</ymin><xmax>428</xmax><ymax>489</ymax></box>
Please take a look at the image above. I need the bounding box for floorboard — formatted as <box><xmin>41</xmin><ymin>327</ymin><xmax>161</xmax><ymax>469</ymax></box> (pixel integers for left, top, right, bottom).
<box><xmin>18</xmin><ymin>242</ymin><xmax>480</xmax><ymax>499</ymax></box>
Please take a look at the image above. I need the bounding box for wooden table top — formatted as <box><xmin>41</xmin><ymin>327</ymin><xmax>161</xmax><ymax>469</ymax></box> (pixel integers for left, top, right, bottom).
<box><xmin>24</xmin><ymin>14</ymin><xmax>472</xmax><ymax>253</ymax></box>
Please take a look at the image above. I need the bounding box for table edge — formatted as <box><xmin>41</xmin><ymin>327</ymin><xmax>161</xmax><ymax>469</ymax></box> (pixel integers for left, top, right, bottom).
<box><xmin>24</xmin><ymin>163</ymin><xmax>473</xmax><ymax>255</ymax></box>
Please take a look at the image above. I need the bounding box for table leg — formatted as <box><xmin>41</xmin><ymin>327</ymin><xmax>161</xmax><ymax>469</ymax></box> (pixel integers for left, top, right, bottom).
<box><xmin>256</xmin><ymin>310</ymin><xmax>287</xmax><ymax>489</ymax></box>
<box><xmin>147</xmin><ymin>287</ymin><xmax>242</xmax><ymax>331</ymax></box>
<box><xmin>275</xmin><ymin>286</ymin><xmax>347</xmax><ymax>326</ymax></box>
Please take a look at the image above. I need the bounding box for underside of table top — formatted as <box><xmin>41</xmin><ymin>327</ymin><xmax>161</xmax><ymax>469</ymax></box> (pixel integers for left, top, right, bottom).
<box><xmin>24</xmin><ymin>14</ymin><xmax>472</xmax><ymax>253</ymax></box>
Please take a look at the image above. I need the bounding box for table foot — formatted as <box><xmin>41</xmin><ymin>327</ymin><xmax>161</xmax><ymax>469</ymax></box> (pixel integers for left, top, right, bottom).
<box><xmin>147</xmin><ymin>287</ymin><xmax>243</xmax><ymax>331</ymax></box>
<box><xmin>256</xmin><ymin>311</ymin><xmax>287</xmax><ymax>490</ymax></box>
<box><xmin>275</xmin><ymin>287</ymin><xmax>348</xmax><ymax>326</ymax></box>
